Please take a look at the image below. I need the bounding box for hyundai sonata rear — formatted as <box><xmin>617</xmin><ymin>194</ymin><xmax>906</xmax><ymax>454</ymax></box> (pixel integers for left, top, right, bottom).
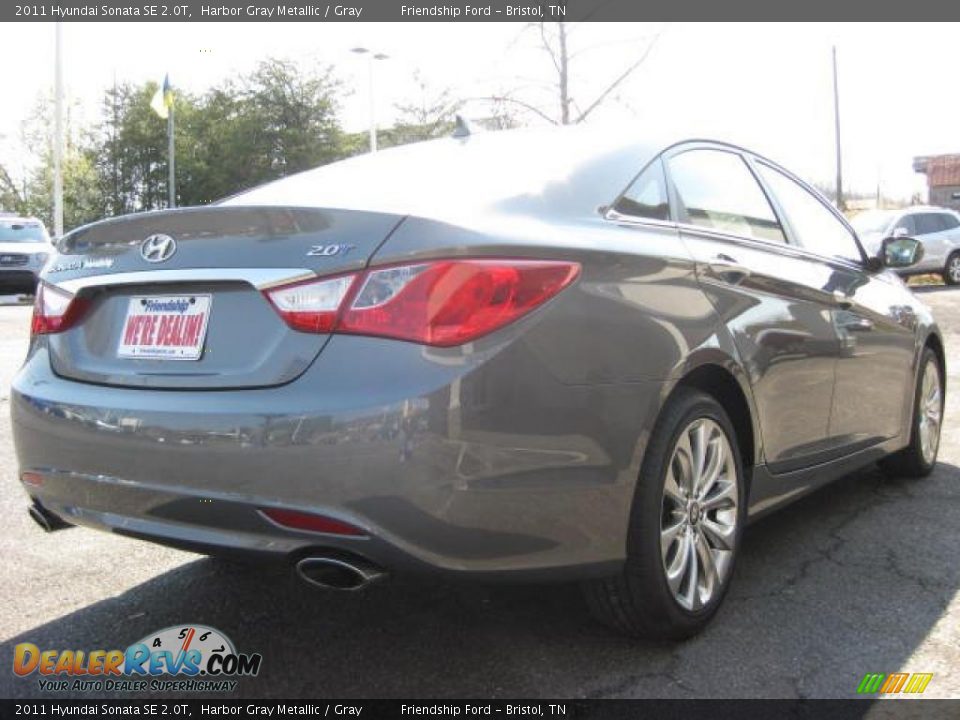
<box><xmin>11</xmin><ymin>127</ymin><xmax>944</xmax><ymax>639</ymax></box>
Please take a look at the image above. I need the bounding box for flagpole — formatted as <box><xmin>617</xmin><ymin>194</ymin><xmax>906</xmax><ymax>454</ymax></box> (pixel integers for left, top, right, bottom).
<box><xmin>167</xmin><ymin>101</ymin><xmax>175</xmax><ymax>208</ymax></box>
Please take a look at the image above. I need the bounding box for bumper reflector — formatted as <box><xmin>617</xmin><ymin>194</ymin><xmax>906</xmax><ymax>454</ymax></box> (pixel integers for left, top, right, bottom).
<box><xmin>260</xmin><ymin>508</ymin><xmax>366</xmax><ymax>537</ymax></box>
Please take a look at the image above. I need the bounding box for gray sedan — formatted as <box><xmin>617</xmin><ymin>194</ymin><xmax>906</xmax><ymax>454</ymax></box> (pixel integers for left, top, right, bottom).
<box><xmin>10</xmin><ymin>127</ymin><xmax>944</xmax><ymax>639</ymax></box>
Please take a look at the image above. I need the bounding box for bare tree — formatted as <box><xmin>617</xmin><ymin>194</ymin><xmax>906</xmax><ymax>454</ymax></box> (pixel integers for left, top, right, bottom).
<box><xmin>481</xmin><ymin>22</ymin><xmax>664</xmax><ymax>126</ymax></box>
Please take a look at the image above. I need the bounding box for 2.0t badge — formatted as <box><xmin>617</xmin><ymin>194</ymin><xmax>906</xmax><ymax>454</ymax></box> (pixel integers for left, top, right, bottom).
<box><xmin>140</xmin><ymin>234</ymin><xmax>177</xmax><ymax>263</ymax></box>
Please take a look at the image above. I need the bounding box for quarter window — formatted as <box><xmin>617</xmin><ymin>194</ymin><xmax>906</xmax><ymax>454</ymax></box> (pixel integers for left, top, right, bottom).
<box><xmin>755</xmin><ymin>163</ymin><xmax>862</xmax><ymax>263</ymax></box>
<box><xmin>667</xmin><ymin>150</ymin><xmax>786</xmax><ymax>244</ymax></box>
<box><xmin>613</xmin><ymin>161</ymin><xmax>670</xmax><ymax>221</ymax></box>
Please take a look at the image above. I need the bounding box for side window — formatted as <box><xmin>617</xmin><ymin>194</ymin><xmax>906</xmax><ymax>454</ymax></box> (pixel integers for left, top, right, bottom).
<box><xmin>612</xmin><ymin>160</ymin><xmax>670</xmax><ymax>221</ymax></box>
<box><xmin>894</xmin><ymin>215</ymin><xmax>916</xmax><ymax>236</ymax></box>
<box><xmin>667</xmin><ymin>149</ymin><xmax>786</xmax><ymax>244</ymax></box>
<box><xmin>941</xmin><ymin>213</ymin><xmax>960</xmax><ymax>231</ymax></box>
<box><xmin>914</xmin><ymin>213</ymin><xmax>943</xmax><ymax>235</ymax></box>
<box><xmin>755</xmin><ymin>163</ymin><xmax>862</xmax><ymax>263</ymax></box>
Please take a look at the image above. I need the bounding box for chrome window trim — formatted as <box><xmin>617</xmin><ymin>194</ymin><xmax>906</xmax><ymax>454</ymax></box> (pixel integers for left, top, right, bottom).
<box><xmin>54</xmin><ymin>268</ymin><xmax>317</xmax><ymax>295</ymax></box>
<box><xmin>677</xmin><ymin>222</ymin><xmax>869</xmax><ymax>273</ymax></box>
<box><xmin>603</xmin><ymin>210</ymin><xmax>678</xmax><ymax>231</ymax></box>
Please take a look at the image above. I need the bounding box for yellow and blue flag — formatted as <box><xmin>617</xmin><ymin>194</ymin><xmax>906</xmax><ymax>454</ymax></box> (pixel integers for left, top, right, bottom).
<box><xmin>150</xmin><ymin>74</ymin><xmax>174</xmax><ymax>119</ymax></box>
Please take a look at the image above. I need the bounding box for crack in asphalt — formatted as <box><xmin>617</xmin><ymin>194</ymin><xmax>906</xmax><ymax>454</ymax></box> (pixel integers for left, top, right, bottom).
<box><xmin>584</xmin><ymin>650</ymin><xmax>695</xmax><ymax>698</ymax></box>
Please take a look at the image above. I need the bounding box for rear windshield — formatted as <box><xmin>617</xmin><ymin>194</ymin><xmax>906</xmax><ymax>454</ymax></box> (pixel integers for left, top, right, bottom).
<box><xmin>850</xmin><ymin>210</ymin><xmax>895</xmax><ymax>236</ymax></box>
<box><xmin>0</xmin><ymin>221</ymin><xmax>49</xmax><ymax>243</ymax></box>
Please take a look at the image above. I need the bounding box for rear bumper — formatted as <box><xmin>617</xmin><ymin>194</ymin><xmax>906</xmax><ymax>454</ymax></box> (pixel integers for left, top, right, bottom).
<box><xmin>11</xmin><ymin>336</ymin><xmax>663</xmax><ymax>581</ymax></box>
<box><xmin>0</xmin><ymin>269</ymin><xmax>39</xmax><ymax>293</ymax></box>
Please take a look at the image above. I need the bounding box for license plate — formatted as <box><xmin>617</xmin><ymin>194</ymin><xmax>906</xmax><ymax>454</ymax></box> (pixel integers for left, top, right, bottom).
<box><xmin>118</xmin><ymin>295</ymin><xmax>211</xmax><ymax>361</ymax></box>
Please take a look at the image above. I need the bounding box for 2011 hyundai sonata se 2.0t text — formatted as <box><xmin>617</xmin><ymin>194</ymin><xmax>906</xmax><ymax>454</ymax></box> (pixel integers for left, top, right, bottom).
<box><xmin>11</xmin><ymin>126</ymin><xmax>945</xmax><ymax>638</ymax></box>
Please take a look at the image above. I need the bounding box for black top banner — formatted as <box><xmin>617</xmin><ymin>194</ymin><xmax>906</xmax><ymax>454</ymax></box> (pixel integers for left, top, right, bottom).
<box><xmin>3</xmin><ymin>699</ymin><xmax>960</xmax><ymax>719</ymax></box>
<box><xmin>7</xmin><ymin>0</ymin><xmax>960</xmax><ymax>22</ymax></box>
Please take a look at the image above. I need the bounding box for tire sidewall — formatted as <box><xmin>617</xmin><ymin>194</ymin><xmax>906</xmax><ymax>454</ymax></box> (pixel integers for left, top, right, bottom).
<box><xmin>945</xmin><ymin>253</ymin><xmax>960</xmax><ymax>285</ymax></box>
<box><xmin>627</xmin><ymin>389</ymin><xmax>747</xmax><ymax>634</ymax></box>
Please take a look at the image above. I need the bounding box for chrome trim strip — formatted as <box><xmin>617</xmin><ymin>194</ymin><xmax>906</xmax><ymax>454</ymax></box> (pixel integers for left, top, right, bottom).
<box><xmin>55</xmin><ymin>268</ymin><xmax>317</xmax><ymax>294</ymax></box>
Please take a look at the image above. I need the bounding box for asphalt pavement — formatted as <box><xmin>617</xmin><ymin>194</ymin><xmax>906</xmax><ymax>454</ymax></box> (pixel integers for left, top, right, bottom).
<box><xmin>1</xmin><ymin>288</ymin><xmax>958</xmax><ymax>700</ymax></box>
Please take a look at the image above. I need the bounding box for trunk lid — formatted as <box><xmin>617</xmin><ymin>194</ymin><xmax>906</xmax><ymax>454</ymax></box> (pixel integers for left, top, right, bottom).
<box><xmin>45</xmin><ymin>206</ymin><xmax>403</xmax><ymax>389</ymax></box>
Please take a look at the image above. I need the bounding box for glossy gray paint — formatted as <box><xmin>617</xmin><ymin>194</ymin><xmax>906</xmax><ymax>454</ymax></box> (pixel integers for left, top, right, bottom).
<box><xmin>10</xmin><ymin>130</ymin><xmax>943</xmax><ymax>580</ymax></box>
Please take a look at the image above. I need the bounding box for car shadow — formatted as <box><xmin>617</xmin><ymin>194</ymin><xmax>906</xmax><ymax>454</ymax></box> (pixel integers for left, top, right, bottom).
<box><xmin>1</xmin><ymin>462</ymin><xmax>957</xmax><ymax>701</ymax></box>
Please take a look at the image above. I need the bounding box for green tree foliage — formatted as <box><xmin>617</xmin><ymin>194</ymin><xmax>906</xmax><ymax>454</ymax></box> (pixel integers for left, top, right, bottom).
<box><xmin>11</xmin><ymin>95</ymin><xmax>105</xmax><ymax>231</ymax></box>
<box><xmin>3</xmin><ymin>58</ymin><xmax>464</xmax><ymax>232</ymax></box>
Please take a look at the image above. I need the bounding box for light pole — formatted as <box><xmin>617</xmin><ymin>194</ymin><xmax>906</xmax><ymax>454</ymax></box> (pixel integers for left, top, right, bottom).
<box><xmin>351</xmin><ymin>47</ymin><xmax>389</xmax><ymax>153</ymax></box>
<box><xmin>832</xmin><ymin>45</ymin><xmax>845</xmax><ymax>212</ymax></box>
<box><xmin>53</xmin><ymin>22</ymin><xmax>64</xmax><ymax>238</ymax></box>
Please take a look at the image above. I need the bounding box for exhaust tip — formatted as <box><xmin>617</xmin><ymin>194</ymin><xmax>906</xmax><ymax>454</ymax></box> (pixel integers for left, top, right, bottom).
<box><xmin>28</xmin><ymin>502</ymin><xmax>72</xmax><ymax>533</ymax></box>
<box><xmin>295</xmin><ymin>556</ymin><xmax>385</xmax><ymax>591</ymax></box>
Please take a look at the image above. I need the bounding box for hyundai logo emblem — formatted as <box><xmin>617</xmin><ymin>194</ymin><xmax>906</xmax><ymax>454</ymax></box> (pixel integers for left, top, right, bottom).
<box><xmin>140</xmin><ymin>234</ymin><xmax>177</xmax><ymax>263</ymax></box>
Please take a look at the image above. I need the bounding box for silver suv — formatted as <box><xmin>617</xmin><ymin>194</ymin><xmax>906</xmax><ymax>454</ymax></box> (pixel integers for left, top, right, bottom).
<box><xmin>0</xmin><ymin>214</ymin><xmax>53</xmax><ymax>295</ymax></box>
<box><xmin>852</xmin><ymin>206</ymin><xmax>960</xmax><ymax>284</ymax></box>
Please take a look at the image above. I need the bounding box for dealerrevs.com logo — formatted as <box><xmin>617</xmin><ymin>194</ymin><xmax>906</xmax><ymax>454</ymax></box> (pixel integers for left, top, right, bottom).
<box><xmin>13</xmin><ymin>625</ymin><xmax>262</xmax><ymax>693</ymax></box>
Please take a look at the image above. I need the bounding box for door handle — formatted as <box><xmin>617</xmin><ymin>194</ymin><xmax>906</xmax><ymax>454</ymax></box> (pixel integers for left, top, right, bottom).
<box><xmin>839</xmin><ymin>316</ymin><xmax>873</xmax><ymax>332</ymax></box>
<box><xmin>832</xmin><ymin>290</ymin><xmax>852</xmax><ymax>310</ymax></box>
<box><xmin>707</xmin><ymin>254</ymin><xmax>750</xmax><ymax>282</ymax></box>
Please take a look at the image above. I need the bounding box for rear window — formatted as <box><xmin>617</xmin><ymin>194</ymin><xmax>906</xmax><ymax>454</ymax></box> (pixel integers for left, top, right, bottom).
<box><xmin>939</xmin><ymin>213</ymin><xmax>960</xmax><ymax>230</ymax></box>
<box><xmin>668</xmin><ymin>149</ymin><xmax>786</xmax><ymax>244</ymax></box>
<box><xmin>914</xmin><ymin>213</ymin><xmax>945</xmax><ymax>235</ymax></box>
<box><xmin>0</xmin><ymin>221</ymin><xmax>49</xmax><ymax>243</ymax></box>
<box><xmin>851</xmin><ymin>210</ymin><xmax>895</xmax><ymax>236</ymax></box>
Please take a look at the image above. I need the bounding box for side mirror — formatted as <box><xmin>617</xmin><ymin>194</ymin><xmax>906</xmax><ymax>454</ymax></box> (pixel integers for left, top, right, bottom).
<box><xmin>892</xmin><ymin>226</ymin><xmax>910</xmax><ymax>238</ymax></box>
<box><xmin>881</xmin><ymin>236</ymin><xmax>924</xmax><ymax>268</ymax></box>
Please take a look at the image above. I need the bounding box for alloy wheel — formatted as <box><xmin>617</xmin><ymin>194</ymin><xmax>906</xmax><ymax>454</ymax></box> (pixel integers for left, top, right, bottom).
<box><xmin>660</xmin><ymin>418</ymin><xmax>739</xmax><ymax>612</ymax></box>
<box><xmin>918</xmin><ymin>359</ymin><xmax>943</xmax><ymax>465</ymax></box>
<box><xmin>950</xmin><ymin>257</ymin><xmax>960</xmax><ymax>283</ymax></box>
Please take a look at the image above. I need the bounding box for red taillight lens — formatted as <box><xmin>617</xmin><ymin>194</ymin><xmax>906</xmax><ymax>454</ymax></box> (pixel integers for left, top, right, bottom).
<box><xmin>264</xmin><ymin>259</ymin><xmax>579</xmax><ymax>346</ymax></box>
<box><xmin>260</xmin><ymin>508</ymin><xmax>366</xmax><ymax>537</ymax></box>
<box><xmin>21</xmin><ymin>472</ymin><xmax>44</xmax><ymax>487</ymax></box>
<box><xmin>31</xmin><ymin>282</ymin><xmax>88</xmax><ymax>336</ymax></box>
<box><xmin>341</xmin><ymin>260</ymin><xmax>580</xmax><ymax>346</ymax></box>
<box><xmin>263</xmin><ymin>274</ymin><xmax>358</xmax><ymax>333</ymax></box>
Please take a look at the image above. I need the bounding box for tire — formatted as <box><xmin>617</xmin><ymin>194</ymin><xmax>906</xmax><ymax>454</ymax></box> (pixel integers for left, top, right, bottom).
<box><xmin>879</xmin><ymin>347</ymin><xmax>943</xmax><ymax>478</ymax></box>
<box><xmin>583</xmin><ymin>388</ymin><xmax>746</xmax><ymax>639</ymax></box>
<box><xmin>942</xmin><ymin>253</ymin><xmax>960</xmax><ymax>286</ymax></box>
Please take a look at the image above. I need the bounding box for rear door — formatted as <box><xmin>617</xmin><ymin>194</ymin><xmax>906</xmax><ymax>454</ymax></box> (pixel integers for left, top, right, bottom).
<box><xmin>751</xmin><ymin>159</ymin><xmax>916</xmax><ymax>449</ymax></box>
<box><xmin>912</xmin><ymin>212</ymin><xmax>952</xmax><ymax>272</ymax></box>
<box><xmin>665</xmin><ymin>145</ymin><xmax>843</xmax><ymax>471</ymax></box>
<box><xmin>44</xmin><ymin>206</ymin><xmax>403</xmax><ymax>389</ymax></box>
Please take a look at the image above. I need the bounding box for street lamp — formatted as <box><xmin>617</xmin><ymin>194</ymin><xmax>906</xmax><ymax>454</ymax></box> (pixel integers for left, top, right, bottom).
<box><xmin>351</xmin><ymin>47</ymin><xmax>389</xmax><ymax>153</ymax></box>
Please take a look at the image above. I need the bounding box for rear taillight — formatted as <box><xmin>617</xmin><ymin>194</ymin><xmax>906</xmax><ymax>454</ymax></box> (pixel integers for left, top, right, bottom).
<box><xmin>263</xmin><ymin>259</ymin><xmax>579</xmax><ymax>346</ymax></box>
<box><xmin>262</xmin><ymin>274</ymin><xmax>358</xmax><ymax>333</ymax></box>
<box><xmin>30</xmin><ymin>282</ymin><xmax>88</xmax><ymax>336</ymax></box>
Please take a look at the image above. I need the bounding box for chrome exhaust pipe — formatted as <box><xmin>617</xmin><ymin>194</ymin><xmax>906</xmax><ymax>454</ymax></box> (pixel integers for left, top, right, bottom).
<box><xmin>295</xmin><ymin>556</ymin><xmax>386</xmax><ymax>591</ymax></box>
<box><xmin>28</xmin><ymin>502</ymin><xmax>72</xmax><ymax>533</ymax></box>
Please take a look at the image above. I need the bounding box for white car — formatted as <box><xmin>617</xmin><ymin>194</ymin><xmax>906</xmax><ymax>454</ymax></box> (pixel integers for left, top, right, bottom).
<box><xmin>0</xmin><ymin>214</ymin><xmax>53</xmax><ymax>295</ymax></box>
<box><xmin>852</xmin><ymin>206</ymin><xmax>960</xmax><ymax>284</ymax></box>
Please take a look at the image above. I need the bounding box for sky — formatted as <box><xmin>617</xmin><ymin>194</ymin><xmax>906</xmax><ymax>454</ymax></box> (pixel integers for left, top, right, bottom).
<box><xmin>2</xmin><ymin>21</ymin><xmax>959</xmax><ymax>201</ymax></box>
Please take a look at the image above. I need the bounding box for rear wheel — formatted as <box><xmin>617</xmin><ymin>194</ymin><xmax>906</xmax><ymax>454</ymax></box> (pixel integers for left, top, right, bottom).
<box><xmin>880</xmin><ymin>347</ymin><xmax>943</xmax><ymax>478</ymax></box>
<box><xmin>942</xmin><ymin>253</ymin><xmax>960</xmax><ymax>285</ymax></box>
<box><xmin>583</xmin><ymin>388</ymin><xmax>745</xmax><ymax>639</ymax></box>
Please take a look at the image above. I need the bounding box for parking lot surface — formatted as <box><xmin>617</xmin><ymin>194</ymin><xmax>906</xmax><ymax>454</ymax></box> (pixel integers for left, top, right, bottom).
<box><xmin>1</xmin><ymin>287</ymin><xmax>959</xmax><ymax>699</ymax></box>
